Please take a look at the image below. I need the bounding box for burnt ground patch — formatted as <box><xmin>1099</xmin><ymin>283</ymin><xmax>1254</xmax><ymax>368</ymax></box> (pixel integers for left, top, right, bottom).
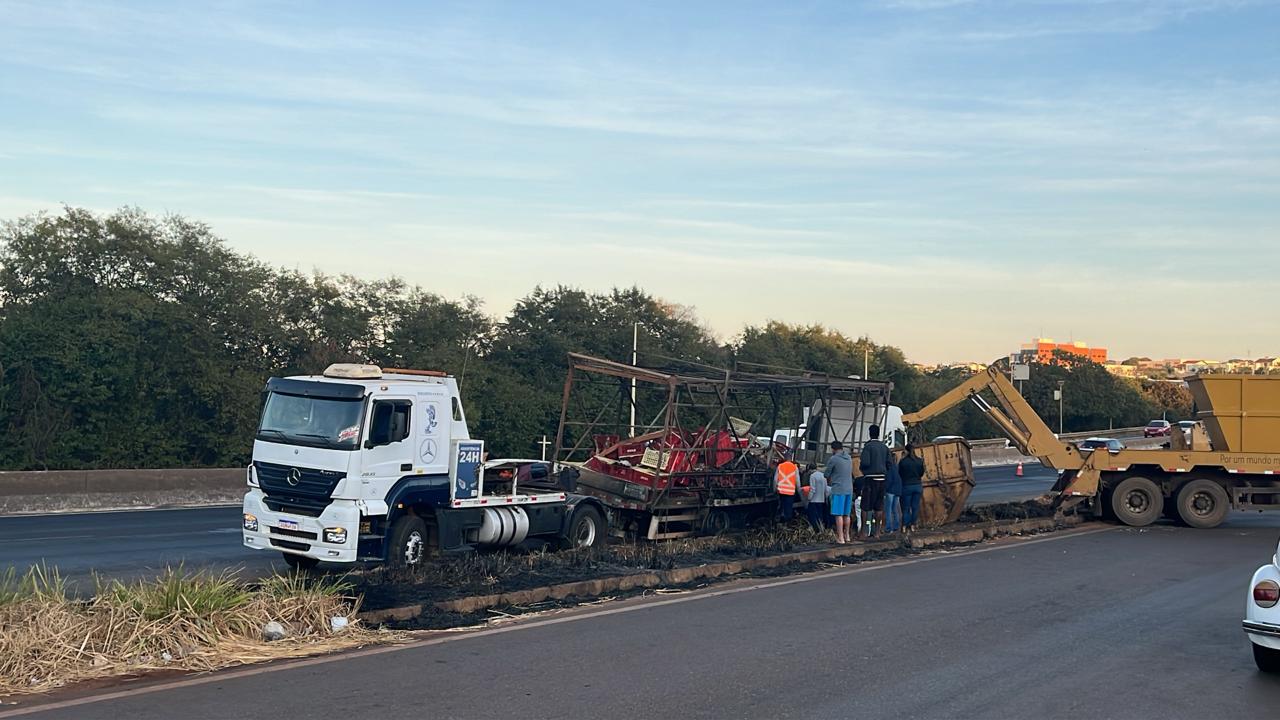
<box><xmin>355</xmin><ymin>499</ymin><xmax>1070</xmax><ymax>629</ymax></box>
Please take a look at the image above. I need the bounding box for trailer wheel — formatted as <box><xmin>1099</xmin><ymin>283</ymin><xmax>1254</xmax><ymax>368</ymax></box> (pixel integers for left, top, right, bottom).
<box><xmin>387</xmin><ymin>515</ymin><xmax>428</xmax><ymax>568</ymax></box>
<box><xmin>1175</xmin><ymin>479</ymin><xmax>1229</xmax><ymax>529</ymax></box>
<box><xmin>282</xmin><ymin>553</ymin><xmax>319</xmax><ymax>571</ymax></box>
<box><xmin>562</xmin><ymin>505</ymin><xmax>604</xmax><ymax>550</ymax></box>
<box><xmin>702</xmin><ymin>509</ymin><xmax>732</xmax><ymax>535</ymax></box>
<box><xmin>1110</xmin><ymin>476</ymin><xmax>1162</xmax><ymax>527</ymax></box>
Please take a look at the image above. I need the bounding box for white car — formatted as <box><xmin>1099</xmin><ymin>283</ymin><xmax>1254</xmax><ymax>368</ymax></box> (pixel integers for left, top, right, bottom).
<box><xmin>1245</xmin><ymin>538</ymin><xmax>1280</xmax><ymax>672</ymax></box>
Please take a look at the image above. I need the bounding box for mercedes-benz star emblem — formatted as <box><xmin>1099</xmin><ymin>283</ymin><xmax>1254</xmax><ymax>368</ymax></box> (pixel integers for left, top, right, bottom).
<box><xmin>287</xmin><ymin>468</ymin><xmax>301</xmax><ymax>487</ymax></box>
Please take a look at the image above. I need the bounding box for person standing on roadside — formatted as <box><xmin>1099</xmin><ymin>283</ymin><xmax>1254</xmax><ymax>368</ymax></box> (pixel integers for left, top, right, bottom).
<box><xmin>803</xmin><ymin>463</ymin><xmax>828</xmax><ymax>531</ymax></box>
<box><xmin>824</xmin><ymin>441</ymin><xmax>854</xmax><ymax>544</ymax></box>
<box><xmin>859</xmin><ymin>424</ymin><xmax>890</xmax><ymax>538</ymax></box>
<box><xmin>774</xmin><ymin>453</ymin><xmax>801</xmax><ymax>522</ymax></box>
<box><xmin>884</xmin><ymin>449</ymin><xmax>903</xmax><ymax>533</ymax></box>
<box><xmin>898</xmin><ymin>444</ymin><xmax>926</xmax><ymax>531</ymax></box>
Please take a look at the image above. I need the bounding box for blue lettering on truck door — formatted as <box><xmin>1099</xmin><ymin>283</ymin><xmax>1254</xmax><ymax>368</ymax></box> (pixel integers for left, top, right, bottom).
<box><xmin>453</xmin><ymin>440</ymin><xmax>484</xmax><ymax>500</ymax></box>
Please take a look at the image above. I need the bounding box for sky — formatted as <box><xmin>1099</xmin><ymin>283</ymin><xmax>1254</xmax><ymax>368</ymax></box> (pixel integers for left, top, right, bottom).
<box><xmin>1</xmin><ymin>0</ymin><xmax>1277</xmax><ymax>364</ymax></box>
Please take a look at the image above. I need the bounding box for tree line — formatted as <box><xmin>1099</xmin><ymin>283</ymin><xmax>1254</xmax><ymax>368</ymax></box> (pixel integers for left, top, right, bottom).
<box><xmin>0</xmin><ymin>207</ymin><xmax>1189</xmax><ymax>470</ymax></box>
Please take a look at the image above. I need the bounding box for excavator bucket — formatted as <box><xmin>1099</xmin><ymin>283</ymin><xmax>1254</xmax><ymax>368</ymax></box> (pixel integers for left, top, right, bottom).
<box><xmin>901</xmin><ymin>439</ymin><xmax>975</xmax><ymax>527</ymax></box>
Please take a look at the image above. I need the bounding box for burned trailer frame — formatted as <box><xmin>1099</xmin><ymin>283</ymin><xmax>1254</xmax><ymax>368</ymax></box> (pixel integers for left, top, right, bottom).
<box><xmin>554</xmin><ymin>353</ymin><xmax>893</xmax><ymax>539</ymax></box>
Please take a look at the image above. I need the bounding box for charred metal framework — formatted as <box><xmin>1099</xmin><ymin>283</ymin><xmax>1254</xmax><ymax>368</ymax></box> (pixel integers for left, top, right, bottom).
<box><xmin>554</xmin><ymin>353</ymin><xmax>893</xmax><ymax>512</ymax></box>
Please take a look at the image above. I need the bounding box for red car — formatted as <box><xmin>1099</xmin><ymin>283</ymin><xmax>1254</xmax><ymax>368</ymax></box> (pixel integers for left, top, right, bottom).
<box><xmin>1144</xmin><ymin>420</ymin><xmax>1172</xmax><ymax>437</ymax></box>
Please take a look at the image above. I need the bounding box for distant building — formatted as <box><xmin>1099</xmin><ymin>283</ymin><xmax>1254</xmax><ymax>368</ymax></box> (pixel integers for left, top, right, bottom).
<box><xmin>1017</xmin><ymin>338</ymin><xmax>1107</xmax><ymax>365</ymax></box>
<box><xmin>1104</xmin><ymin>362</ymin><xmax>1137</xmax><ymax>378</ymax></box>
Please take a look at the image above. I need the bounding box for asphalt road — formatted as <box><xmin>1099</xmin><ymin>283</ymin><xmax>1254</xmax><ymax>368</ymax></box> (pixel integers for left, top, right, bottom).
<box><xmin>13</xmin><ymin>517</ymin><xmax>1280</xmax><ymax>719</ymax></box>
<box><xmin>0</xmin><ymin>507</ymin><xmax>281</xmax><ymax>582</ymax></box>
<box><xmin>1</xmin><ymin>466</ymin><xmax>1058</xmax><ymax>581</ymax></box>
<box><xmin>969</xmin><ymin>462</ymin><xmax>1059</xmax><ymax>505</ymax></box>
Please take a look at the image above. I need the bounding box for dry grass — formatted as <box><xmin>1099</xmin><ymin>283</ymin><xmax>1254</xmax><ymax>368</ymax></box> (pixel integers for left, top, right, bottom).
<box><xmin>0</xmin><ymin>565</ymin><xmax>380</xmax><ymax>697</ymax></box>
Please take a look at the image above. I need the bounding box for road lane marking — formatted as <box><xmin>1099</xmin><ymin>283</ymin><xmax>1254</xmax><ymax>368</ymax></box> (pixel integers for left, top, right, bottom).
<box><xmin>0</xmin><ymin>524</ymin><xmax>1115</xmax><ymax>718</ymax></box>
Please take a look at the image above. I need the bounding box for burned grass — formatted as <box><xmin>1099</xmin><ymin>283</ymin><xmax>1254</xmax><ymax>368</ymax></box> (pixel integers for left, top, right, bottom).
<box><xmin>359</xmin><ymin>503</ymin><xmax>1070</xmax><ymax>629</ymax></box>
<box><xmin>356</xmin><ymin>523</ymin><xmax>836</xmax><ymax>612</ymax></box>
<box><xmin>0</xmin><ymin>565</ymin><xmax>380</xmax><ymax>697</ymax></box>
<box><xmin>354</xmin><ymin>522</ymin><xmax>938</xmax><ymax>619</ymax></box>
<box><xmin>383</xmin><ymin>539</ymin><xmax>920</xmax><ymax>630</ymax></box>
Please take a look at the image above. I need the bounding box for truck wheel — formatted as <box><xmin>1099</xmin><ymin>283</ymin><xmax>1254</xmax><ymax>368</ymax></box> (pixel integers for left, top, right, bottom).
<box><xmin>1175</xmin><ymin>479</ymin><xmax>1229</xmax><ymax>529</ymax></box>
<box><xmin>387</xmin><ymin>515</ymin><xmax>428</xmax><ymax>568</ymax></box>
<box><xmin>702</xmin><ymin>508</ymin><xmax>732</xmax><ymax>535</ymax></box>
<box><xmin>282</xmin><ymin>553</ymin><xmax>319</xmax><ymax>571</ymax></box>
<box><xmin>1254</xmin><ymin>643</ymin><xmax>1280</xmax><ymax>673</ymax></box>
<box><xmin>562</xmin><ymin>505</ymin><xmax>604</xmax><ymax>550</ymax></box>
<box><xmin>1110</xmin><ymin>476</ymin><xmax>1162</xmax><ymax>527</ymax></box>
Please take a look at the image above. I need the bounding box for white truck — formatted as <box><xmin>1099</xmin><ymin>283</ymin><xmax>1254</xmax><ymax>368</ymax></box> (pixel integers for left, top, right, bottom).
<box><xmin>241</xmin><ymin>364</ymin><xmax>607</xmax><ymax>569</ymax></box>
<box><xmin>770</xmin><ymin>401</ymin><xmax>907</xmax><ymax>454</ymax></box>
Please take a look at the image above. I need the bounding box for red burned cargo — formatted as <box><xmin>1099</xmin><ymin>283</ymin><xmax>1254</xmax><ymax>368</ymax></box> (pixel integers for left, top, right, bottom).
<box><xmin>554</xmin><ymin>353</ymin><xmax>893</xmax><ymax>540</ymax></box>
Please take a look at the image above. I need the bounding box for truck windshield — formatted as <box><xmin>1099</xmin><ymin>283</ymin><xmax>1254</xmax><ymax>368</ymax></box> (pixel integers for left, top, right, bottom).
<box><xmin>257</xmin><ymin>392</ymin><xmax>364</xmax><ymax>450</ymax></box>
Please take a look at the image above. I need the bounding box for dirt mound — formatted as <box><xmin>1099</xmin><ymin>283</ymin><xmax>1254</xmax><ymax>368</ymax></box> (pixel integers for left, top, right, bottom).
<box><xmin>960</xmin><ymin>496</ymin><xmax>1057</xmax><ymax>523</ymax></box>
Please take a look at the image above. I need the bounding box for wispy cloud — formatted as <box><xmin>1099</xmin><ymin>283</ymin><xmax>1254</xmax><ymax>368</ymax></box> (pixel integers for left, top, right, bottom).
<box><xmin>1</xmin><ymin>0</ymin><xmax>1277</xmax><ymax>361</ymax></box>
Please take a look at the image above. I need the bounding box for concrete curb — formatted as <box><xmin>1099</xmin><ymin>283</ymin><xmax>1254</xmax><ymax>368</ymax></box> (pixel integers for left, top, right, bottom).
<box><xmin>359</xmin><ymin>515</ymin><xmax>1079</xmax><ymax>624</ymax></box>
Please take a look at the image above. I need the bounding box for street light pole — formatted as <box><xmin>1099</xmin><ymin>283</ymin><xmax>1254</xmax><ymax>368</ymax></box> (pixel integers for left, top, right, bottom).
<box><xmin>629</xmin><ymin>321</ymin><xmax>638</xmax><ymax>438</ymax></box>
<box><xmin>1057</xmin><ymin>380</ymin><xmax>1065</xmax><ymax>435</ymax></box>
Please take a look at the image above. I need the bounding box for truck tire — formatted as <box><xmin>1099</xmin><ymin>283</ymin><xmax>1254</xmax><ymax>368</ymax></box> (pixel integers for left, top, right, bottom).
<box><xmin>702</xmin><ymin>508</ymin><xmax>732</xmax><ymax>535</ymax></box>
<box><xmin>1175</xmin><ymin>479</ymin><xmax>1230</xmax><ymax>529</ymax></box>
<box><xmin>1110</xmin><ymin>476</ymin><xmax>1162</xmax><ymax>527</ymax></box>
<box><xmin>282</xmin><ymin>553</ymin><xmax>319</xmax><ymax>571</ymax></box>
<box><xmin>562</xmin><ymin>505</ymin><xmax>605</xmax><ymax>550</ymax></box>
<box><xmin>1254</xmin><ymin>643</ymin><xmax>1280</xmax><ymax>673</ymax></box>
<box><xmin>387</xmin><ymin>515</ymin><xmax>428</xmax><ymax>568</ymax></box>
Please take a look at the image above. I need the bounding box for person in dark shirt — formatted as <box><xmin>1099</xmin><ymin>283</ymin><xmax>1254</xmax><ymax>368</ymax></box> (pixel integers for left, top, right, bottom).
<box><xmin>884</xmin><ymin>452</ymin><xmax>903</xmax><ymax>533</ymax></box>
<box><xmin>859</xmin><ymin>424</ymin><xmax>890</xmax><ymax>538</ymax></box>
<box><xmin>898</xmin><ymin>444</ymin><xmax>926</xmax><ymax>530</ymax></box>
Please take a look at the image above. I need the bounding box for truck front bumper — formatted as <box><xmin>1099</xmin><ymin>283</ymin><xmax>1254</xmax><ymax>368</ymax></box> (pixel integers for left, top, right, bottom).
<box><xmin>241</xmin><ymin>490</ymin><xmax>360</xmax><ymax>563</ymax></box>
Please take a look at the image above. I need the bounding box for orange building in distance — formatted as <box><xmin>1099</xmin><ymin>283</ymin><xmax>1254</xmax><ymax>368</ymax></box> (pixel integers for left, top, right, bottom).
<box><xmin>1018</xmin><ymin>338</ymin><xmax>1107</xmax><ymax>364</ymax></box>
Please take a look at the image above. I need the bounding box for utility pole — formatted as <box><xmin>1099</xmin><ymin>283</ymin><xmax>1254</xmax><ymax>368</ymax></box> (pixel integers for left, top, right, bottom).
<box><xmin>864</xmin><ymin>346</ymin><xmax>869</xmax><ymax>379</ymax></box>
<box><xmin>537</xmin><ymin>435</ymin><xmax>551</xmax><ymax>461</ymax></box>
<box><xmin>629</xmin><ymin>321</ymin><xmax>639</xmax><ymax>438</ymax></box>
<box><xmin>1056</xmin><ymin>380</ymin><xmax>1066</xmax><ymax>435</ymax></box>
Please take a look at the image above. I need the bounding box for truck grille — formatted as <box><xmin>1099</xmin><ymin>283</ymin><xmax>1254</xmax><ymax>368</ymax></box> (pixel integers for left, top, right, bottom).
<box><xmin>255</xmin><ymin>461</ymin><xmax>345</xmax><ymax>518</ymax></box>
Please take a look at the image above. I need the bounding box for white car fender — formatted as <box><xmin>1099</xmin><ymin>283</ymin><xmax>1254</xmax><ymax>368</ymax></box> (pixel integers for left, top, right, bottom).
<box><xmin>1245</xmin><ymin>555</ymin><xmax>1280</xmax><ymax>652</ymax></box>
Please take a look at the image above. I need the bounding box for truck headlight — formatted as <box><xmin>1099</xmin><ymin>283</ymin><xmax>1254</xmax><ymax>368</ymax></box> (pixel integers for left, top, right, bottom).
<box><xmin>1255</xmin><ymin>580</ymin><xmax>1280</xmax><ymax>608</ymax></box>
<box><xmin>243</xmin><ymin>513</ymin><xmax>258</xmax><ymax>532</ymax></box>
<box><xmin>324</xmin><ymin>527</ymin><xmax>347</xmax><ymax>544</ymax></box>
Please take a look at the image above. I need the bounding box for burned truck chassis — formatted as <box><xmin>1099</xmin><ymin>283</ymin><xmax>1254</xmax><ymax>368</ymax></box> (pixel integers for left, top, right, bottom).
<box><xmin>553</xmin><ymin>353</ymin><xmax>894</xmax><ymax>540</ymax></box>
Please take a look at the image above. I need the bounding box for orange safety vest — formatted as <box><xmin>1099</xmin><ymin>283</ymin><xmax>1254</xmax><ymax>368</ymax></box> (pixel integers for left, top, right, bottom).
<box><xmin>775</xmin><ymin>461</ymin><xmax>799</xmax><ymax>495</ymax></box>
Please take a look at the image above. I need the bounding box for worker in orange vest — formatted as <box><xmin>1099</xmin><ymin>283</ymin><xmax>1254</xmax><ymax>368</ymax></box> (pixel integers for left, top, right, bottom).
<box><xmin>775</xmin><ymin>454</ymin><xmax>801</xmax><ymax>522</ymax></box>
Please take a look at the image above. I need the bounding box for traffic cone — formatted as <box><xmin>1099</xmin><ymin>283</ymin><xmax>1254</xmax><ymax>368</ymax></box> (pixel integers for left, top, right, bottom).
<box><xmin>1016</xmin><ymin>461</ymin><xmax>1024</xmax><ymax>477</ymax></box>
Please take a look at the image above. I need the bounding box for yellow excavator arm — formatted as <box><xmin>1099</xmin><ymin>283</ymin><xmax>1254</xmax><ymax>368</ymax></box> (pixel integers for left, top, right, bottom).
<box><xmin>903</xmin><ymin>365</ymin><xmax>1084</xmax><ymax>472</ymax></box>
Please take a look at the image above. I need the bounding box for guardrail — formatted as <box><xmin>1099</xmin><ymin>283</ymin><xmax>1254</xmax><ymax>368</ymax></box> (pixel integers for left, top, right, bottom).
<box><xmin>956</xmin><ymin>426</ymin><xmax>1144</xmax><ymax>450</ymax></box>
<box><xmin>0</xmin><ymin>428</ymin><xmax>1149</xmax><ymax>513</ymax></box>
<box><xmin>0</xmin><ymin>468</ymin><xmax>245</xmax><ymax>514</ymax></box>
